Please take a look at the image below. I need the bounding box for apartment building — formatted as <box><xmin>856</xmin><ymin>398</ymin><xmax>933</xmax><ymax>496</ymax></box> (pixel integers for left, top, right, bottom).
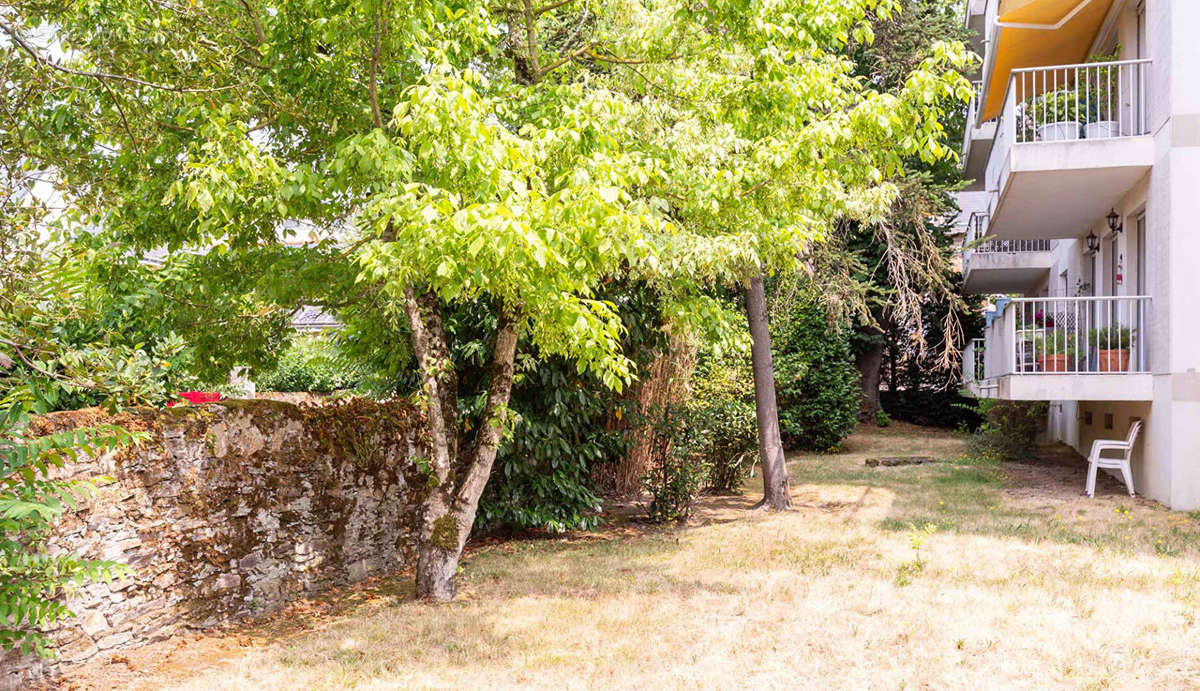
<box><xmin>957</xmin><ymin>0</ymin><xmax>1200</xmax><ymax>509</ymax></box>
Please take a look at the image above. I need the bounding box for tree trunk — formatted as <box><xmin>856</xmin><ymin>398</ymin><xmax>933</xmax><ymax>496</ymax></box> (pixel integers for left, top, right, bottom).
<box><xmin>744</xmin><ymin>275</ymin><xmax>792</xmax><ymax>511</ymax></box>
<box><xmin>856</xmin><ymin>337</ymin><xmax>883</xmax><ymax>423</ymax></box>
<box><xmin>405</xmin><ymin>288</ymin><xmax>520</xmax><ymax>602</ymax></box>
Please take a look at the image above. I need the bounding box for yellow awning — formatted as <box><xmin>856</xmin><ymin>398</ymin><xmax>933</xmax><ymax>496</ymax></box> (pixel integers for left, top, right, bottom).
<box><xmin>981</xmin><ymin>0</ymin><xmax>1115</xmax><ymax>121</ymax></box>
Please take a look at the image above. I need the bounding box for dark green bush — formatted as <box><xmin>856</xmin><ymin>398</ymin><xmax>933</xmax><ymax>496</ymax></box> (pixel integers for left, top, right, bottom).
<box><xmin>643</xmin><ymin>407</ymin><xmax>710</xmax><ymax>523</ymax></box>
<box><xmin>694</xmin><ymin>399</ymin><xmax>758</xmax><ymax>492</ymax></box>
<box><xmin>966</xmin><ymin>399</ymin><xmax>1048</xmax><ymax>460</ymax></box>
<box><xmin>478</xmin><ymin>284</ymin><xmax>666</xmax><ymax>533</ymax></box>
<box><xmin>771</xmin><ymin>294</ymin><xmax>861</xmax><ymax>451</ymax></box>
<box><xmin>881</xmin><ymin>389</ymin><xmax>983</xmax><ymax>430</ymax></box>
<box><xmin>479</xmin><ymin>361</ymin><xmax>625</xmax><ymax>532</ymax></box>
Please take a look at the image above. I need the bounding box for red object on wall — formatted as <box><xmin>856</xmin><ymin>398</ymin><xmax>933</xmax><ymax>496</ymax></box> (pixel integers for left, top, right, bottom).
<box><xmin>168</xmin><ymin>391</ymin><xmax>222</xmax><ymax>407</ymax></box>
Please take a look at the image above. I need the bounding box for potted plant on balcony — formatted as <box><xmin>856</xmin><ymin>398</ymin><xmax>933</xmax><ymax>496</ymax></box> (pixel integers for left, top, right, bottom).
<box><xmin>1083</xmin><ymin>50</ymin><xmax>1122</xmax><ymax>140</ymax></box>
<box><xmin>1030</xmin><ymin>89</ymin><xmax>1081</xmax><ymax>141</ymax></box>
<box><xmin>1088</xmin><ymin>325</ymin><xmax>1135</xmax><ymax>372</ymax></box>
<box><xmin>1035</xmin><ymin>330</ymin><xmax>1078</xmax><ymax>372</ymax></box>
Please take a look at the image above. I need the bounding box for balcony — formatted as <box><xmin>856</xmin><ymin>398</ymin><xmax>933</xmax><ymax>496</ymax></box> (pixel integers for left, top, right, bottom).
<box><xmin>961</xmin><ymin>212</ymin><xmax>1052</xmax><ymax>294</ymax></box>
<box><xmin>962</xmin><ymin>338</ymin><xmax>988</xmax><ymax>396</ymax></box>
<box><xmin>983</xmin><ymin>59</ymin><xmax>1154</xmax><ymax>241</ymax></box>
<box><xmin>970</xmin><ymin>296</ymin><xmax>1152</xmax><ymax>401</ymax></box>
<box><xmin>963</xmin><ymin>0</ymin><xmax>988</xmax><ymax>50</ymax></box>
<box><xmin>961</xmin><ymin>82</ymin><xmax>998</xmax><ymax>190</ymax></box>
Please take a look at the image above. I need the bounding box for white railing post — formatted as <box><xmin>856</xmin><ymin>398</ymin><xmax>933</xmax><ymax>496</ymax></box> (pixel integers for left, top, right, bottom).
<box><xmin>963</xmin><ymin>340</ymin><xmax>975</xmax><ymax>384</ymax></box>
<box><xmin>1006</xmin><ymin>77</ymin><xmax>1017</xmax><ymax>147</ymax></box>
<box><xmin>1005</xmin><ymin>304</ymin><xmax>1017</xmax><ymax>376</ymax></box>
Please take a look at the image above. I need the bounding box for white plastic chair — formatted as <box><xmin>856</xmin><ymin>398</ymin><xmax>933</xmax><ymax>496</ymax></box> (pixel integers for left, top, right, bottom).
<box><xmin>1086</xmin><ymin>420</ymin><xmax>1142</xmax><ymax>497</ymax></box>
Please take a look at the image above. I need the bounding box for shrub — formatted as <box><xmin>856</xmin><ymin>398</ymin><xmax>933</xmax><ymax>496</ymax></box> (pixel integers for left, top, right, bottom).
<box><xmin>253</xmin><ymin>335</ymin><xmax>363</xmax><ymax>393</ymax></box>
<box><xmin>0</xmin><ymin>414</ymin><xmax>138</xmax><ymax>657</ymax></box>
<box><xmin>1087</xmin><ymin>325</ymin><xmax>1134</xmax><ymax>349</ymax></box>
<box><xmin>478</xmin><ymin>284</ymin><xmax>667</xmax><ymax>533</ymax></box>
<box><xmin>695</xmin><ymin>399</ymin><xmax>758</xmax><ymax>493</ymax></box>
<box><xmin>881</xmin><ymin>389</ymin><xmax>983</xmax><ymax>430</ymax></box>
<box><xmin>643</xmin><ymin>407</ymin><xmax>710</xmax><ymax>523</ymax></box>
<box><xmin>1029</xmin><ymin>89</ymin><xmax>1081</xmax><ymax>125</ymax></box>
<box><xmin>771</xmin><ymin>293</ymin><xmax>861</xmax><ymax>451</ymax></box>
<box><xmin>875</xmin><ymin>407</ymin><xmax>892</xmax><ymax>428</ymax></box>
<box><xmin>966</xmin><ymin>399</ymin><xmax>1048</xmax><ymax>460</ymax></box>
<box><xmin>1032</xmin><ymin>329</ymin><xmax>1079</xmax><ymax>357</ymax></box>
<box><xmin>682</xmin><ymin>350</ymin><xmax>758</xmax><ymax>493</ymax></box>
<box><xmin>479</xmin><ymin>360</ymin><xmax>621</xmax><ymax>532</ymax></box>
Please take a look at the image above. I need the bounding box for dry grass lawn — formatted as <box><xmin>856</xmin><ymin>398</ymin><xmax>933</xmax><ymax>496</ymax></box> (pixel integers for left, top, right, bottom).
<box><xmin>56</xmin><ymin>423</ymin><xmax>1200</xmax><ymax>689</ymax></box>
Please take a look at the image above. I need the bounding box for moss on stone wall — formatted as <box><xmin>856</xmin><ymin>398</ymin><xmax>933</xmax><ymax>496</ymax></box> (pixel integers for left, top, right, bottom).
<box><xmin>4</xmin><ymin>398</ymin><xmax>432</xmax><ymax>688</ymax></box>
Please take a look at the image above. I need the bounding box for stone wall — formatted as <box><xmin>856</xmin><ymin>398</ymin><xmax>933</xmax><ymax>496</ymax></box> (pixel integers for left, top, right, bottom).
<box><xmin>3</xmin><ymin>399</ymin><xmax>428</xmax><ymax>689</ymax></box>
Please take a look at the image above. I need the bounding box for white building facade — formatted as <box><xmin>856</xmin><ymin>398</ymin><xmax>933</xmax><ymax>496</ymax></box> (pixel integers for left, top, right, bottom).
<box><xmin>958</xmin><ymin>0</ymin><xmax>1200</xmax><ymax>509</ymax></box>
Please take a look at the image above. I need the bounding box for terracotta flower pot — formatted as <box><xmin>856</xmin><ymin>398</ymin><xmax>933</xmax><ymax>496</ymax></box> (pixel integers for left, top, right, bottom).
<box><xmin>1036</xmin><ymin>355</ymin><xmax>1075</xmax><ymax>371</ymax></box>
<box><xmin>1039</xmin><ymin>354</ymin><xmax>1071</xmax><ymax>372</ymax></box>
<box><xmin>1097</xmin><ymin>349</ymin><xmax>1131</xmax><ymax>372</ymax></box>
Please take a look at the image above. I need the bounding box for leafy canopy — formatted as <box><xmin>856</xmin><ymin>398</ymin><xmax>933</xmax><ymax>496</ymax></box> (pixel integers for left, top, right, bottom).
<box><xmin>3</xmin><ymin>0</ymin><xmax>973</xmax><ymax>386</ymax></box>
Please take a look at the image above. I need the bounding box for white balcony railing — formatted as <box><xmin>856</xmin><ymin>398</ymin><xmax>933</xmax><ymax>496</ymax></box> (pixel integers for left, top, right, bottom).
<box><xmin>963</xmin><ymin>338</ymin><xmax>985</xmax><ymax>384</ymax></box>
<box><xmin>985</xmin><ymin>59</ymin><xmax>1151</xmax><ymax>191</ymax></box>
<box><xmin>962</xmin><ymin>211</ymin><xmax>1050</xmax><ymax>272</ymax></box>
<box><xmin>983</xmin><ymin>296</ymin><xmax>1150</xmax><ymax>378</ymax></box>
<box><xmin>964</xmin><ymin>211</ymin><xmax>988</xmax><ymax>244</ymax></box>
<box><xmin>974</xmin><ymin>238</ymin><xmax>1052</xmax><ymax>253</ymax></box>
<box><xmin>966</xmin><ymin>81</ymin><xmax>996</xmax><ymax>126</ymax></box>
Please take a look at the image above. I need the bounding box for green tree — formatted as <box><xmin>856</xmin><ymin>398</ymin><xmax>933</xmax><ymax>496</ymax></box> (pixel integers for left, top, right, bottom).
<box><xmin>771</xmin><ymin>283</ymin><xmax>861</xmax><ymax>451</ymax></box>
<box><xmin>0</xmin><ymin>228</ymin><xmax>147</xmax><ymax>658</ymax></box>
<box><xmin>3</xmin><ymin>0</ymin><xmax>970</xmax><ymax>599</ymax></box>
<box><xmin>808</xmin><ymin>0</ymin><xmax>983</xmax><ymax>421</ymax></box>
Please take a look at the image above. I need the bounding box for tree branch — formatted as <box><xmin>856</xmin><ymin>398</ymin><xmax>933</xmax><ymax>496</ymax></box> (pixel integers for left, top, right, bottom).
<box><xmin>367</xmin><ymin>2</ymin><xmax>390</xmax><ymax>128</ymax></box>
<box><xmin>237</xmin><ymin>0</ymin><xmax>267</xmax><ymax>45</ymax></box>
<box><xmin>0</xmin><ymin>19</ymin><xmax>244</xmax><ymax>94</ymax></box>
<box><xmin>522</xmin><ymin>0</ymin><xmax>542</xmax><ymax>77</ymax></box>
<box><xmin>402</xmin><ymin>285</ymin><xmax>459</xmax><ymax>474</ymax></box>
<box><xmin>454</xmin><ymin>308</ymin><xmax>518</xmax><ymax>506</ymax></box>
<box><xmin>534</xmin><ymin>42</ymin><xmax>593</xmax><ymax>79</ymax></box>
<box><xmin>586</xmin><ymin>48</ymin><xmax>680</xmax><ymax>65</ymax></box>
<box><xmin>532</xmin><ymin>0</ymin><xmax>576</xmax><ymax>15</ymax></box>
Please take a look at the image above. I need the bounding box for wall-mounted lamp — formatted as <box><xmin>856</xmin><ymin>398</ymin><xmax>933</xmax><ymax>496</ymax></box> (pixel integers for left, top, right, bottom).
<box><xmin>1086</xmin><ymin>231</ymin><xmax>1100</xmax><ymax>255</ymax></box>
<box><xmin>1106</xmin><ymin>208</ymin><xmax>1124</xmax><ymax>235</ymax></box>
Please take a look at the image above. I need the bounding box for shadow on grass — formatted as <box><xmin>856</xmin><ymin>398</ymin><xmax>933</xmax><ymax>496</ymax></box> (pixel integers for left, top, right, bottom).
<box><xmin>784</xmin><ymin>423</ymin><xmax>1200</xmax><ymax>559</ymax></box>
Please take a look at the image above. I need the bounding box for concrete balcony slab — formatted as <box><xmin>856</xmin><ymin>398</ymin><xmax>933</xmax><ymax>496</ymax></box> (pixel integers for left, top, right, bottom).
<box><xmin>963</xmin><ymin>249</ymin><xmax>1053</xmax><ymax>294</ymax></box>
<box><xmin>988</xmin><ymin>136</ymin><xmax>1154</xmax><ymax>240</ymax></box>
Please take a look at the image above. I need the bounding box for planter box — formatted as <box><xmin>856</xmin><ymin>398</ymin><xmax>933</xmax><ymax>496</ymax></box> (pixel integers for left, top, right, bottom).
<box><xmin>1097</xmin><ymin>349</ymin><xmax>1131</xmax><ymax>372</ymax></box>
<box><xmin>1039</xmin><ymin>354</ymin><xmax>1073</xmax><ymax>372</ymax></box>
<box><xmin>1038</xmin><ymin>122</ymin><xmax>1081</xmax><ymax>141</ymax></box>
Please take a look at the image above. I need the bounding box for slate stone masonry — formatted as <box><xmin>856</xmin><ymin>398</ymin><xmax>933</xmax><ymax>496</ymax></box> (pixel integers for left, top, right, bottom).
<box><xmin>3</xmin><ymin>399</ymin><xmax>428</xmax><ymax>689</ymax></box>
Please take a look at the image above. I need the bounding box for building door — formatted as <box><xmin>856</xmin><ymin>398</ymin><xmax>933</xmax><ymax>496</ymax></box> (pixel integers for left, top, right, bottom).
<box><xmin>1109</xmin><ymin>234</ymin><xmax>1119</xmax><ymax>297</ymax></box>
<box><xmin>1136</xmin><ymin>213</ymin><xmax>1148</xmax><ymax>370</ymax></box>
<box><xmin>1107</xmin><ymin>234</ymin><xmax>1120</xmax><ymax>351</ymax></box>
<box><xmin>1137</xmin><ymin>1</ymin><xmax>1147</xmax><ymax>59</ymax></box>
